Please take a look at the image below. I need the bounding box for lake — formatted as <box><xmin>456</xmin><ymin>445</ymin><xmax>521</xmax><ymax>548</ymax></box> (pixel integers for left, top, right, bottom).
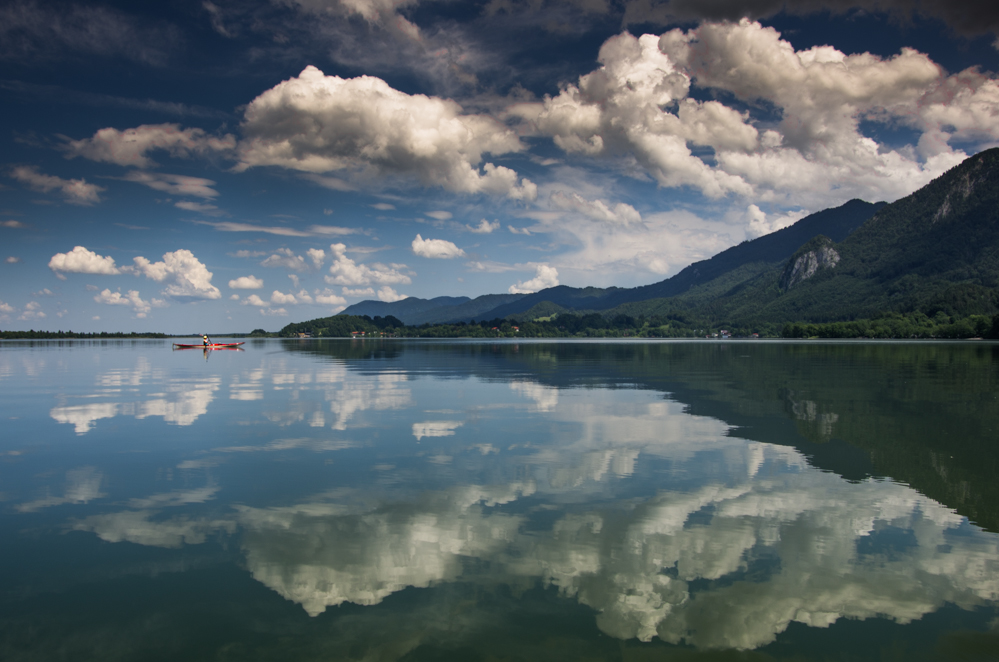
<box><xmin>2</xmin><ymin>339</ymin><xmax>998</xmax><ymax>661</ymax></box>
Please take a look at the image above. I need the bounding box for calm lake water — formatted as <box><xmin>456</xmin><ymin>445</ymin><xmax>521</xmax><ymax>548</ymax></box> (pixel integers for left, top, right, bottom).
<box><xmin>2</xmin><ymin>339</ymin><xmax>998</xmax><ymax>661</ymax></box>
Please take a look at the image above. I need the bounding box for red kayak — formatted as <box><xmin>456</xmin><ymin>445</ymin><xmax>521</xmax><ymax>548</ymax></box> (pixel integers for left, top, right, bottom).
<box><xmin>173</xmin><ymin>342</ymin><xmax>245</xmax><ymax>349</ymax></box>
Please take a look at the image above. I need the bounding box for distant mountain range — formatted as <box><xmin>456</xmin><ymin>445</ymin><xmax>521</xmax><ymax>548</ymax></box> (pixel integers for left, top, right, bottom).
<box><xmin>341</xmin><ymin>148</ymin><xmax>999</xmax><ymax>326</ymax></box>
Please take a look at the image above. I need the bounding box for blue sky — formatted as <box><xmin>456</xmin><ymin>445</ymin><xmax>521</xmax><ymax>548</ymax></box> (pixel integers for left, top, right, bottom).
<box><xmin>2</xmin><ymin>0</ymin><xmax>998</xmax><ymax>333</ymax></box>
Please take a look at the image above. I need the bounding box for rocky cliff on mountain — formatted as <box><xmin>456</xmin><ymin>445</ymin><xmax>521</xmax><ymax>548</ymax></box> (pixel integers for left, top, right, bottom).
<box><xmin>779</xmin><ymin>236</ymin><xmax>840</xmax><ymax>291</ymax></box>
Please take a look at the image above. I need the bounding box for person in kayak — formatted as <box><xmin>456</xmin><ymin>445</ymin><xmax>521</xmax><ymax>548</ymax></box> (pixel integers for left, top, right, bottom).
<box><xmin>202</xmin><ymin>334</ymin><xmax>211</xmax><ymax>347</ymax></box>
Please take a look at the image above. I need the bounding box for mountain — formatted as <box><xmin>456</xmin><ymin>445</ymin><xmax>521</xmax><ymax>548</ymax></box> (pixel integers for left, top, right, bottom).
<box><xmin>476</xmin><ymin>198</ymin><xmax>885</xmax><ymax>320</ymax></box>
<box><xmin>331</xmin><ymin>148</ymin><xmax>999</xmax><ymax>329</ymax></box>
<box><xmin>690</xmin><ymin>147</ymin><xmax>999</xmax><ymax>324</ymax></box>
<box><xmin>405</xmin><ymin>293</ymin><xmax>528</xmax><ymax>325</ymax></box>
<box><xmin>341</xmin><ymin>293</ymin><xmax>526</xmax><ymax>325</ymax></box>
<box><xmin>341</xmin><ymin>198</ymin><xmax>885</xmax><ymax>325</ymax></box>
<box><xmin>340</xmin><ymin>295</ymin><xmax>471</xmax><ymax>321</ymax></box>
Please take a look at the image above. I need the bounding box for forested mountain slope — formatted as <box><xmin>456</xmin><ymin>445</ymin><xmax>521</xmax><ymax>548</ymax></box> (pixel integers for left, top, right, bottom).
<box><xmin>336</xmin><ymin>149</ymin><xmax>999</xmax><ymax>329</ymax></box>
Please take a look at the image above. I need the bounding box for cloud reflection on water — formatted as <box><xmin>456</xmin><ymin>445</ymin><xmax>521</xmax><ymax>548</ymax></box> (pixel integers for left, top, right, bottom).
<box><xmin>16</xmin><ymin>466</ymin><xmax>105</xmax><ymax>512</ymax></box>
<box><xmin>48</xmin><ymin>355</ymin><xmax>221</xmax><ymax>433</ymax></box>
<box><xmin>65</xmin><ymin>378</ymin><xmax>999</xmax><ymax>650</ymax></box>
<box><xmin>72</xmin><ymin>509</ymin><xmax>236</xmax><ymax>549</ymax></box>
<box><xmin>224</xmin><ymin>437</ymin><xmax>998</xmax><ymax>650</ymax></box>
<box><xmin>412</xmin><ymin>421</ymin><xmax>463</xmax><ymax>440</ymax></box>
<box><xmin>237</xmin><ymin>482</ymin><xmax>535</xmax><ymax>617</ymax></box>
<box><xmin>15</xmin><ymin>342</ymin><xmax>999</xmax><ymax>653</ymax></box>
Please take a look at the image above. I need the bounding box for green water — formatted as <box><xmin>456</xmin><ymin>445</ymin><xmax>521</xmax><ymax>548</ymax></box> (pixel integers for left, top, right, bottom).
<box><xmin>1</xmin><ymin>339</ymin><xmax>997</xmax><ymax>660</ymax></box>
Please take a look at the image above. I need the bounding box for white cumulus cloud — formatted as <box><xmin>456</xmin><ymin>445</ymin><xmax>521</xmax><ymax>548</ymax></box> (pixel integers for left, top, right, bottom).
<box><xmin>412</xmin><ymin>234</ymin><xmax>465</xmax><ymax>259</ymax></box>
<box><xmin>743</xmin><ymin>205</ymin><xmax>809</xmax><ymax>240</ymax></box>
<box><xmin>93</xmin><ymin>288</ymin><xmax>160</xmax><ymax>317</ymax></box>
<box><xmin>467</xmin><ymin>218</ymin><xmax>500</xmax><ymax>233</ymax></box>
<box><xmin>314</xmin><ymin>288</ymin><xmax>347</xmax><ymax>305</ymax></box>
<box><xmin>914</xmin><ymin>68</ymin><xmax>999</xmax><ymax>156</ymax></box>
<box><xmin>512</xmin><ymin>22</ymin><xmax>988</xmax><ymax>210</ymax></box>
<box><xmin>377</xmin><ymin>286</ymin><xmax>406</xmax><ymax>302</ymax></box>
<box><xmin>19</xmin><ymin>301</ymin><xmax>45</xmax><ymax>321</ymax></box>
<box><xmin>236</xmin><ymin>66</ymin><xmax>537</xmax><ymax>200</ymax></box>
<box><xmin>509</xmin><ymin>264</ymin><xmax>559</xmax><ymax>294</ymax></box>
<box><xmin>515</xmin><ymin>32</ymin><xmax>753</xmax><ymax>198</ymax></box>
<box><xmin>307</xmin><ymin>248</ymin><xmax>326</xmax><ymax>268</ymax></box>
<box><xmin>261</xmin><ymin>248</ymin><xmax>310</xmax><ymax>271</ymax></box>
<box><xmin>270</xmin><ymin>290</ymin><xmax>298</xmax><ymax>305</ymax></box>
<box><xmin>49</xmin><ymin>246</ymin><xmax>121</xmax><ymax>276</ymax></box>
<box><xmin>130</xmin><ymin>249</ymin><xmax>221</xmax><ymax>299</ymax></box>
<box><xmin>229</xmin><ymin>275</ymin><xmax>264</xmax><ymax>289</ymax></box>
<box><xmin>655</xmin><ymin>20</ymin><xmax>968</xmax><ymax>205</ymax></box>
<box><xmin>326</xmin><ymin>243</ymin><xmax>412</xmax><ymax>286</ymax></box>
<box><xmin>243</xmin><ymin>294</ymin><xmax>267</xmax><ymax>307</ymax></box>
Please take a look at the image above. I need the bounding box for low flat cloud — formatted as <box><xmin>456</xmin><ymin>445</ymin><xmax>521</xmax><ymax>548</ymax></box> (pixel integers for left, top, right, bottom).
<box><xmin>195</xmin><ymin>221</ymin><xmax>359</xmax><ymax>237</ymax></box>
<box><xmin>11</xmin><ymin>166</ymin><xmax>104</xmax><ymax>205</ymax></box>
<box><xmin>63</xmin><ymin>123</ymin><xmax>235</xmax><ymax>168</ymax></box>
<box><xmin>175</xmin><ymin>200</ymin><xmax>224</xmax><ymax>215</ymax></box>
<box><xmin>122</xmin><ymin>171</ymin><xmax>219</xmax><ymax>198</ymax></box>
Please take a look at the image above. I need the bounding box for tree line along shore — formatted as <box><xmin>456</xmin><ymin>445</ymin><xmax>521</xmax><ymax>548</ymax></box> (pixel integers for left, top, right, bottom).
<box><xmin>274</xmin><ymin>311</ymin><xmax>999</xmax><ymax>340</ymax></box>
<box><xmin>5</xmin><ymin>309</ymin><xmax>999</xmax><ymax>341</ymax></box>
